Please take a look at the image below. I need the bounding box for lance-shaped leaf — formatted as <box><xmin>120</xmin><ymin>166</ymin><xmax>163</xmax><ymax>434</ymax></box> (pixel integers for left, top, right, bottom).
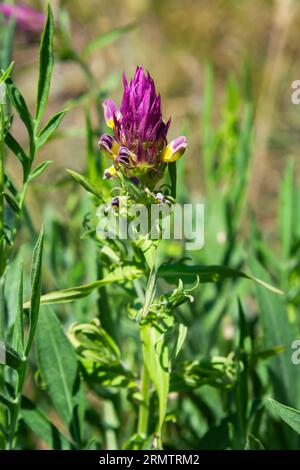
<box><xmin>6</xmin><ymin>78</ymin><xmax>33</xmax><ymax>141</ymax></box>
<box><xmin>36</xmin><ymin>307</ymin><xmax>84</xmax><ymax>445</ymax></box>
<box><xmin>36</xmin><ymin>109</ymin><xmax>67</xmax><ymax>149</ymax></box>
<box><xmin>0</xmin><ymin>62</ymin><xmax>14</xmax><ymax>83</ymax></box>
<box><xmin>35</xmin><ymin>4</ymin><xmax>54</xmax><ymax>126</ymax></box>
<box><xmin>28</xmin><ymin>161</ymin><xmax>53</xmax><ymax>182</ymax></box>
<box><xmin>12</xmin><ymin>264</ymin><xmax>24</xmax><ymax>355</ymax></box>
<box><xmin>3</xmin><ymin>191</ymin><xmax>20</xmax><ymax>213</ymax></box>
<box><xmin>5</xmin><ymin>132</ymin><xmax>29</xmax><ymax>173</ymax></box>
<box><xmin>83</xmin><ymin>23</ymin><xmax>136</xmax><ymax>57</ymax></box>
<box><xmin>268</xmin><ymin>398</ymin><xmax>300</xmax><ymax>435</ymax></box>
<box><xmin>21</xmin><ymin>396</ymin><xmax>74</xmax><ymax>450</ymax></box>
<box><xmin>66</xmin><ymin>169</ymin><xmax>103</xmax><ymax>199</ymax></box>
<box><xmin>24</xmin><ymin>264</ymin><xmax>143</xmax><ymax>307</ymax></box>
<box><xmin>25</xmin><ymin>227</ymin><xmax>44</xmax><ymax>356</ymax></box>
<box><xmin>158</xmin><ymin>262</ymin><xmax>283</xmax><ymax>295</ymax></box>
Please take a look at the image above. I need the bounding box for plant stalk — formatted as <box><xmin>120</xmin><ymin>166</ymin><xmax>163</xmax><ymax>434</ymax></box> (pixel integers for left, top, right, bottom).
<box><xmin>0</xmin><ymin>104</ymin><xmax>5</xmax><ymax>277</ymax></box>
<box><xmin>137</xmin><ymin>361</ymin><xmax>150</xmax><ymax>437</ymax></box>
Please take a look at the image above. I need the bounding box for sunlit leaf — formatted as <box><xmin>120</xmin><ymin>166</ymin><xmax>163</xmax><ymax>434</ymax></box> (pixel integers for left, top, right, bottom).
<box><xmin>35</xmin><ymin>4</ymin><xmax>54</xmax><ymax>126</ymax></box>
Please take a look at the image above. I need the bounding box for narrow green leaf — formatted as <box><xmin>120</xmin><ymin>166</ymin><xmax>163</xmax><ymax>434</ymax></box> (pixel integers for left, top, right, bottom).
<box><xmin>268</xmin><ymin>398</ymin><xmax>300</xmax><ymax>435</ymax></box>
<box><xmin>21</xmin><ymin>396</ymin><xmax>74</xmax><ymax>450</ymax></box>
<box><xmin>36</xmin><ymin>308</ymin><xmax>84</xmax><ymax>444</ymax></box>
<box><xmin>12</xmin><ymin>264</ymin><xmax>24</xmax><ymax>355</ymax></box>
<box><xmin>24</xmin><ymin>264</ymin><xmax>143</xmax><ymax>307</ymax></box>
<box><xmin>158</xmin><ymin>262</ymin><xmax>283</xmax><ymax>295</ymax></box>
<box><xmin>83</xmin><ymin>23</ymin><xmax>136</xmax><ymax>57</ymax></box>
<box><xmin>0</xmin><ymin>338</ymin><xmax>24</xmax><ymax>370</ymax></box>
<box><xmin>0</xmin><ymin>61</ymin><xmax>14</xmax><ymax>83</ymax></box>
<box><xmin>173</xmin><ymin>323</ymin><xmax>188</xmax><ymax>360</ymax></box>
<box><xmin>28</xmin><ymin>161</ymin><xmax>53</xmax><ymax>182</ymax></box>
<box><xmin>6</xmin><ymin>78</ymin><xmax>33</xmax><ymax>139</ymax></box>
<box><xmin>141</xmin><ymin>265</ymin><xmax>157</xmax><ymax>317</ymax></box>
<box><xmin>25</xmin><ymin>227</ymin><xmax>44</xmax><ymax>356</ymax></box>
<box><xmin>35</xmin><ymin>4</ymin><xmax>54</xmax><ymax>126</ymax></box>
<box><xmin>3</xmin><ymin>191</ymin><xmax>20</xmax><ymax>213</ymax></box>
<box><xmin>66</xmin><ymin>169</ymin><xmax>102</xmax><ymax>199</ymax></box>
<box><xmin>36</xmin><ymin>109</ymin><xmax>67</xmax><ymax>148</ymax></box>
<box><xmin>5</xmin><ymin>132</ymin><xmax>29</xmax><ymax>172</ymax></box>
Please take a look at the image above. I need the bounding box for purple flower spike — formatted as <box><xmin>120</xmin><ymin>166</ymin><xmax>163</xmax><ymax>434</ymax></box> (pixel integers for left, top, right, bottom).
<box><xmin>99</xmin><ymin>66</ymin><xmax>187</xmax><ymax>187</ymax></box>
<box><xmin>119</xmin><ymin>67</ymin><xmax>170</xmax><ymax>164</ymax></box>
<box><xmin>0</xmin><ymin>4</ymin><xmax>45</xmax><ymax>34</ymax></box>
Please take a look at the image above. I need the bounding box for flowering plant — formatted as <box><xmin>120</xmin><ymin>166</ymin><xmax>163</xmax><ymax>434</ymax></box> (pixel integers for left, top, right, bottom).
<box><xmin>0</xmin><ymin>4</ymin><xmax>291</xmax><ymax>453</ymax></box>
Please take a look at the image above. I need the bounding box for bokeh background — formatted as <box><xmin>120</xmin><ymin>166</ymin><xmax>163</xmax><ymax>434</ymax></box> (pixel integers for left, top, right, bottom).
<box><xmin>8</xmin><ymin>0</ymin><xmax>300</xmax><ymax>233</ymax></box>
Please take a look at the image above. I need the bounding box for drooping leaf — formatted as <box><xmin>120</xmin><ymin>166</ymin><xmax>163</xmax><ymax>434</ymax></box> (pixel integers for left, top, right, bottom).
<box><xmin>158</xmin><ymin>262</ymin><xmax>283</xmax><ymax>295</ymax></box>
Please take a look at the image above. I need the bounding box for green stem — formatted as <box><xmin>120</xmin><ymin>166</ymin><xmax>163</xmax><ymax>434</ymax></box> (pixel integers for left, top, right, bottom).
<box><xmin>0</xmin><ymin>104</ymin><xmax>5</xmax><ymax>277</ymax></box>
<box><xmin>137</xmin><ymin>257</ymin><xmax>157</xmax><ymax>439</ymax></box>
<box><xmin>0</xmin><ymin>106</ymin><xmax>6</xmax><ymax>448</ymax></box>
<box><xmin>6</xmin><ymin>361</ymin><xmax>26</xmax><ymax>449</ymax></box>
<box><xmin>137</xmin><ymin>361</ymin><xmax>150</xmax><ymax>436</ymax></box>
